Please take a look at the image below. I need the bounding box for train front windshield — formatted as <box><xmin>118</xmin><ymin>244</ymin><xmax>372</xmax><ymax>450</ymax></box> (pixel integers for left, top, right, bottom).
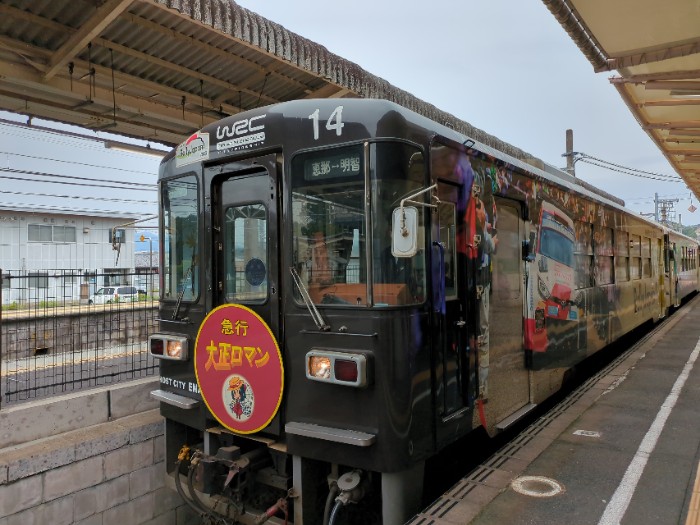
<box><xmin>161</xmin><ymin>174</ymin><xmax>200</xmax><ymax>301</ymax></box>
<box><xmin>291</xmin><ymin>142</ymin><xmax>426</xmax><ymax>307</ymax></box>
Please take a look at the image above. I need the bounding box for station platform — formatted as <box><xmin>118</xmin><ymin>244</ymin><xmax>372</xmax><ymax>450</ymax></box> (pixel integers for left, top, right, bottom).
<box><xmin>410</xmin><ymin>295</ymin><xmax>700</xmax><ymax>525</ymax></box>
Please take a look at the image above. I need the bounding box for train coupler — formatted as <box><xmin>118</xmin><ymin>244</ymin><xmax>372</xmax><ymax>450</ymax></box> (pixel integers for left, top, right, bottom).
<box><xmin>254</xmin><ymin>488</ymin><xmax>295</xmax><ymax>524</ymax></box>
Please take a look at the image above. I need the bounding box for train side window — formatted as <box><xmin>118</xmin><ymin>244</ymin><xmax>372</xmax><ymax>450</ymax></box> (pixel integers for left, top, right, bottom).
<box><xmin>372</xmin><ymin>143</ymin><xmax>427</xmax><ymax>306</ymax></box>
<box><xmin>575</xmin><ymin>220</ymin><xmax>593</xmax><ymax>288</ymax></box>
<box><xmin>595</xmin><ymin>226</ymin><xmax>613</xmax><ymax>285</ymax></box>
<box><xmin>614</xmin><ymin>230</ymin><xmax>629</xmax><ymax>283</ymax></box>
<box><xmin>615</xmin><ymin>230</ymin><xmax>629</xmax><ymax>255</ymax></box>
<box><xmin>438</xmin><ymin>201</ymin><xmax>457</xmax><ymax>299</ymax></box>
<box><xmin>629</xmin><ymin>234</ymin><xmax>641</xmax><ymax>280</ymax></box>
<box><xmin>596</xmin><ymin>256</ymin><xmax>613</xmax><ymax>285</ymax></box>
<box><xmin>615</xmin><ymin>254</ymin><xmax>629</xmax><ymax>282</ymax></box>
<box><xmin>161</xmin><ymin>174</ymin><xmax>199</xmax><ymax>302</ymax></box>
<box><xmin>641</xmin><ymin>237</ymin><xmax>651</xmax><ymax>278</ymax></box>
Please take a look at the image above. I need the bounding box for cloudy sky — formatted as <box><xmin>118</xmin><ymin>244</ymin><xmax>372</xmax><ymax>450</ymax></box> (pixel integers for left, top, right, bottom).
<box><xmin>0</xmin><ymin>1</ymin><xmax>695</xmax><ymax>223</ymax></box>
<box><xmin>235</xmin><ymin>0</ymin><xmax>695</xmax><ymax>222</ymax></box>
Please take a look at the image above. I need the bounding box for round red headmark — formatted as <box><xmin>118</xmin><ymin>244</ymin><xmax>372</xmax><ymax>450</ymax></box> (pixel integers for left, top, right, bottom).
<box><xmin>194</xmin><ymin>304</ymin><xmax>284</xmax><ymax>434</ymax></box>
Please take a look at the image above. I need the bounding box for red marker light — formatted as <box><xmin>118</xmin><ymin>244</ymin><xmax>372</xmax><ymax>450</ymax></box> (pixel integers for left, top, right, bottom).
<box><xmin>334</xmin><ymin>359</ymin><xmax>358</xmax><ymax>383</ymax></box>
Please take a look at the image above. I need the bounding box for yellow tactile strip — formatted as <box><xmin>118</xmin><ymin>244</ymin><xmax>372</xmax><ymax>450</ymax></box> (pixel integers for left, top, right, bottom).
<box><xmin>687</xmin><ymin>462</ymin><xmax>700</xmax><ymax>525</ymax></box>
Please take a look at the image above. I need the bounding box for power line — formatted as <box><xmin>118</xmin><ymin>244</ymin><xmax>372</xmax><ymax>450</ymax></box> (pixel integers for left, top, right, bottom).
<box><xmin>577</xmin><ymin>158</ymin><xmax>683</xmax><ymax>183</ymax></box>
<box><xmin>626</xmin><ymin>192</ymin><xmax>692</xmax><ymax>204</ymax></box>
<box><xmin>0</xmin><ymin>188</ymin><xmax>155</xmax><ymax>205</ymax></box>
<box><xmin>577</xmin><ymin>153</ymin><xmax>683</xmax><ymax>180</ymax></box>
<box><xmin>0</xmin><ymin>150</ymin><xmax>157</xmax><ymax>176</ymax></box>
<box><xmin>0</xmin><ymin>168</ymin><xmax>156</xmax><ymax>191</ymax></box>
<box><xmin>567</xmin><ymin>151</ymin><xmax>684</xmax><ymax>183</ymax></box>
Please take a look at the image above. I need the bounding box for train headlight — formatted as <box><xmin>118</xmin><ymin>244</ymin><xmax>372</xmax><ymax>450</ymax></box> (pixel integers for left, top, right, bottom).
<box><xmin>537</xmin><ymin>276</ymin><xmax>551</xmax><ymax>300</ymax></box>
<box><xmin>308</xmin><ymin>356</ymin><xmax>331</xmax><ymax>379</ymax></box>
<box><xmin>149</xmin><ymin>334</ymin><xmax>188</xmax><ymax>361</ymax></box>
<box><xmin>306</xmin><ymin>350</ymin><xmax>367</xmax><ymax>387</ymax></box>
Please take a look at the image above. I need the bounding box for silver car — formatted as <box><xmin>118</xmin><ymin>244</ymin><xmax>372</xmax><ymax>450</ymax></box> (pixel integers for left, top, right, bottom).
<box><xmin>89</xmin><ymin>285</ymin><xmax>138</xmax><ymax>305</ymax></box>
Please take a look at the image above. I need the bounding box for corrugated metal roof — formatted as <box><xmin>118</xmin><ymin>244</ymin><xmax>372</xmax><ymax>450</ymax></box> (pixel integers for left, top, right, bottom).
<box><xmin>0</xmin><ymin>0</ymin><xmax>538</xmax><ymax>163</ymax></box>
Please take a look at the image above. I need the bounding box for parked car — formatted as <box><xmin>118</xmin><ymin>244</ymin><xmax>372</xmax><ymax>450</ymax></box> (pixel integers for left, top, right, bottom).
<box><xmin>89</xmin><ymin>286</ymin><xmax>138</xmax><ymax>305</ymax></box>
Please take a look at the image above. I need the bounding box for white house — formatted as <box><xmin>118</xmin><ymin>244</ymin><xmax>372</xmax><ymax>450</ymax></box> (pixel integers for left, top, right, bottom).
<box><xmin>0</xmin><ymin>205</ymin><xmax>140</xmax><ymax>305</ymax></box>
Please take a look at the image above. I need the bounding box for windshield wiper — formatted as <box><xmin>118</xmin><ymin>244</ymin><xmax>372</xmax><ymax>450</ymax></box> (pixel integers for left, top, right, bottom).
<box><xmin>290</xmin><ymin>267</ymin><xmax>330</xmax><ymax>331</ymax></box>
<box><xmin>173</xmin><ymin>254</ymin><xmax>196</xmax><ymax>321</ymax></box>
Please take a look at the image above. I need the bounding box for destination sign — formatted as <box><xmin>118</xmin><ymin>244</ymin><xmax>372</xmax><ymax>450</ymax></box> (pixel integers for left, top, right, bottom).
<box><xmin>304</xmin><ymin>152</ymin><xmax>361</xmax><ymax>181</ymax></box>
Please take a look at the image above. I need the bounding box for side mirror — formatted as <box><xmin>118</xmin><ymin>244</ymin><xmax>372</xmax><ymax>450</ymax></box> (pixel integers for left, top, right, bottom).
<box><xmin>392</xmin><ymin>206</ymin><xmax>418</xmax><ymax>257</ymax></box>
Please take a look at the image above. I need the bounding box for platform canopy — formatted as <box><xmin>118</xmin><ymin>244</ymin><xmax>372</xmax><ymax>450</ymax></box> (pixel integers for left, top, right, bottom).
<box><xmin>0</xmin><ymin>0</ymin><xmax>531</xmax><ymax>162</ymax></box>
<box><xmin>543</xmin><ymin>0</ymin><xmax>700</xmax><ymax>198</ymax></box>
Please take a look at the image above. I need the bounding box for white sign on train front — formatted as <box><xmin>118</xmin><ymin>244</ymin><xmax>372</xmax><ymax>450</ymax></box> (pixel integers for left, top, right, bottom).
<box><xmin>216</xmin><ymin>114</ymin><xmax>266</xmax><ymax>151</ymax></box>
<box><xmin>176</xmin><ymin>131</ymin><xmax>210</xmax><ymax>167</ymax></box>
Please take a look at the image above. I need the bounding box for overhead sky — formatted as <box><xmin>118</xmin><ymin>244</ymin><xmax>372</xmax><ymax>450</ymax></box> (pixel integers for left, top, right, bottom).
<box><xmin>0</xmin><ymin>1</ymin><xmax>696</xmax><ymax>225</ymax></box>
<box><xmin>234</xmin><ymin>0</ymin><xmax>696</xmax><ymax>223</ymax></box>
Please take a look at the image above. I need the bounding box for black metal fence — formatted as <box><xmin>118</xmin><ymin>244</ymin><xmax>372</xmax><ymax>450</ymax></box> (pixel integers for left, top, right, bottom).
<box><xmin>0</xmin><ymin>269</ymin><xmax>159</xmax><ymax>408</ymax></box>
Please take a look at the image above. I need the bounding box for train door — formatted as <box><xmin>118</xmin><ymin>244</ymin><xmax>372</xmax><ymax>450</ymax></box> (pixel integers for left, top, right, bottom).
<box><xmin>434</xmin><ymin>180</ymin><xmax>475</xmax><ymax>441</ymax></box>
<box><xmin>665</xmin><ymin>234</ymin><xmax>679</xmax><ymax>308</ymax></box>
<box><xmin>484</xmin><ymin>198</ymin><xmax>531</xmax><ymax>428</ymax></box>
<box><xmin>210</xmin><ymin>156</ymin><xmax>282</xmax><ymax>392</ymax></box>
<box><xmin>657</xmin><ymin>237</ymin><xmax>667</xmax><ymax>317</ymax></box>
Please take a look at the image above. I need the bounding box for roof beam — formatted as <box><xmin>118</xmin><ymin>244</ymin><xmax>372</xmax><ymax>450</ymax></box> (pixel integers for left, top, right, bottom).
<box><xmin>0</xmin><ymin>86</ymin><xmax>185</xmax><ymax>144</ymax></box>
<box><xmin>0</xmin><ymin>38</ymin><xmax>242</xmax><ymax>121</ymax></box>
<box><xmin>1</xmin><ymin>3</ymin><xmax>274</xmax><ymax>108</ymax></box>
<box><xmin>304</xmin><ymin>84</ymin><xmax>352</xmax><ymax>99</ymax></box>
<box><xmin>641</xmin><ymin>99</ymin><xmax>700</xmax><ymax>107</ymax></box>
<box><xmin>92</xmin><ymin>36</ymin><xmax>279</xmax><ymax>106</ymax></box>
<box><xmin>646</xmin><ymin>122</ymin><xmax>700</xmax><ymax>130</ymax></box>
<box><xmin>0</xmin><ymin>53</ymin><xmax>214</xmax><ymax>142</ymax></box>
<box><xmin>666</xmin><ymin>150</ymin><xmax>700</xmax><ymax>156</ymax></box>
<box><xmin>665</xmin><ymin>138</ymin><xmax>700</xmax><ymax>144</ymax></box>
<box><xmin>44</xmin><ymin>0</ymin><xmax>134</xmax><ymax>81</ymax></box>
<box><xmin>645</xmin><ymin>80</ymin><xmax>700</xmax><ymax>91</ymax></box>
<box><xmin>610</xmin><ymin>70</ymin><xmax>700</xmax><ymax>83</ymax></box>
<box><xmin>668</xmin><ymin>129</ymin><xmax>700</xmax><ymax>137</ymax></box>
<box><xmin>606</xmin><ymin>38</ymin><xmax>700</xmax><ymax>72</ymax></box>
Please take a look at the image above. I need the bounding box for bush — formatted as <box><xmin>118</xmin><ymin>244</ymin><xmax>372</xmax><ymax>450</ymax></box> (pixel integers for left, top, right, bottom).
<box><xmin>3</xmin><ymin>301</ymin><xmax>20</xmax><ymax>310</ymax></box>
<box><xmin>38</xmin><ymin>300</ymin><xmax>59</xmax><ymax>308</ymax></box>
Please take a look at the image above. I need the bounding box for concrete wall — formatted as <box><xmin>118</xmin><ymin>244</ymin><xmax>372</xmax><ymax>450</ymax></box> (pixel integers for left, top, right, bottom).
<box><xmin>1</xmin><ymin>306</ymin><xmax>157</xmax><ymax>361</ymax></box>
<box><xmin>0</xmin><ymin>378</ymin><xmax>196</xmax><ymax>525</ymax></box>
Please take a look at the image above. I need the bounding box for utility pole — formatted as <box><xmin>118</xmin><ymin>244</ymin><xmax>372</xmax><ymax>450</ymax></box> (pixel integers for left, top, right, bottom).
<box><xmin>655</xmin><ymin>192</ymin><xmax>658</xmax><ymax>222</ymax></box>
<box><xmin>566</xmin><ymin>129</ymin><xmax>575</xmax><ymax>177</ymax></box>
<box><xmin>656</xmin><ymin>194</ymin><xmax>680</xmax><ymax>229</ymax></box>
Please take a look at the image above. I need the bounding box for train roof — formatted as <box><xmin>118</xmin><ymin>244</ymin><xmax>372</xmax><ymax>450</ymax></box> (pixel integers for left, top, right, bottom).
<box><xmin>162</xmin><ymin>98</ymin><xmax>694</xmax><ymax>240</ymax></box>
